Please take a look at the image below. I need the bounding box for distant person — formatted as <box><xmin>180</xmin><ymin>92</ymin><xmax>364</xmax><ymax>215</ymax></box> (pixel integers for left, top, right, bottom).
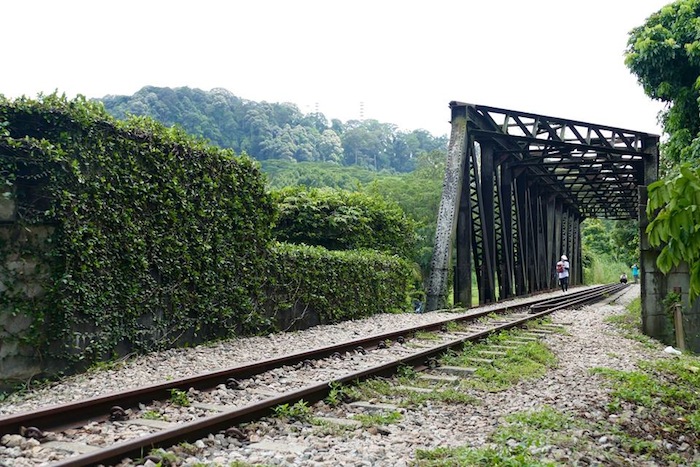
<box><xmin>556</xmin><ymin>254</ymin><xmax>570</xmax><ymax>293</ymax></box>
<box><xmin>412</xmin><ymin>297</ymin><xmax>423</xmax><ymax>314</ymax></box>
<box><xmin>620</xmin><ymin>273</ymin><xmax>628</xmax><ymax>284</ymax></box>
<box><xmin>631</xmin><ymin>263</ymin><xmax>639</xmax><ymax>283</ymax></box>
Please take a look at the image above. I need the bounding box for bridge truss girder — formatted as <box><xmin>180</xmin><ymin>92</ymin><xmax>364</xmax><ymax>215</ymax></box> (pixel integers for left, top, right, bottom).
<box><xmin>427</xmin><ymin>102</ymin><xmax>659</xmax><ymax>311</ymax></box>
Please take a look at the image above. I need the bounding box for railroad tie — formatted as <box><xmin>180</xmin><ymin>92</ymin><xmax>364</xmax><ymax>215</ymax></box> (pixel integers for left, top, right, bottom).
<box><xmin>465</xmin><ymin>357</ymin><xmax>495</xmax><ymax>365</ymax></box>
<box><xmin>313</xmin><ymin>416</ymin><xmax>363</xmax><ymax>428</ymax></box>
<box><xmin>191</xmin><ymin>402</ymin><xmax>230</xmax><ymax>412</ymax></box>
<box><xmin>507</xmin><ymin>336</ymin><xmax>538</xmax><ymax>342</ymax></box>
<box><xmin>409</xmin><ymin>342</ymin><xmax>437</xmax><ymax>349</ymax></box>
<box><xmin>249</xmin><ymin>387</ymin><xmax>280</xmax><ymax>397</ymax></box>
<box><xmin>124</xmin><ymin>418</ymin><xmax>177</xmax><ymax>429</ymax></box>
<box><xmin>433</xmin><ymin>365</ymin><xmax>477</xmax><ymax>377</ymax></box>
<box><xmin>527</xmin><ymin>329</ymin><xmax>555</xmax><ymax>335</ymax></box>
<box><xmin>490</xmin><ymin>344</ymin><xmax>519</xmax><ymax>351</ymax></box>
<box><xmin>248</xmin><ymin>440</ymin><xmax>308</xmax><ymax>455</ymax></box>
<box><xmin>40</xmin><ymin>441</ymin><xmax>101</xmax><ymax>454</ymax></box>
<box><xmin>418</xmin><ymin>374</ymin><xmax>460</xmax><ymax>384</ymax></box>
<box><xmin>348</xmin><ymin>401</ymin><xmax>399</xmax><ymax>413</ymax></box>
<box><xmin>477</xmin><ymin>350</ymin><xmax>507</xmax><ymax>357</ymax></box>
<box><xmin>394</xmin><ymin>385</ymin><xmax>434</xmax><ymax>393</ymax></box>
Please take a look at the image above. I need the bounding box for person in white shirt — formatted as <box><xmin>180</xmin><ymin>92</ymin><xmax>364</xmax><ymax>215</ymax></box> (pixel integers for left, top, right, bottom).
<box><xmin>556</xmin><ymin>254</ymin><xmax>570</xmax><ymax>292</ymax></box>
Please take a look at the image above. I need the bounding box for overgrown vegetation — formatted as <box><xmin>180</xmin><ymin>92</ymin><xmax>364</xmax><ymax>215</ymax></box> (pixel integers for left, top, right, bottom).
<box><xmin>272</xmin><ymin>186</ymin><xmax>417</xmax><ymax>258</ymax></box>
<box><xmin>168</xmin><ymin>388</ymin><xmax>190</xmax><ymax>407</ymax></box>
<box><xmin>273</xmin><ymin>400</ymin><xmax>312</xmax><ymax>421</ymax></box>
<box><xmin>265</xmin><ymin>242</ymin><xmax>413</xmax><ymax>325</ymax></box>
<box><xmin>262</xmin><ymin>154</ymin><xmax>445</xmax><ymax>279</ymax></box>
<box><xmin>646</xmin><ymin>166</ymin><xmax>700</xmax><ymax>299</ymax></box>
<box><xmin>352</xmin><ymin>410</ymin><xmax>403</xmax><ymax>428</ymax></box>
<box><xmin>442</xmin><ymin>332</ymin><xmax>557</xmax><ymax>392</ymax></box>
<box><xmin>416</xmin><ymin>297</ymin><xmax>700</xmax><ymax>466</ymax></box>
<box><xmin>581</xmin><ymin>218</ymin><xmax>638</xmax><ymax>283</ymax></box>
<box><xmin>0</xmin><ymin>94</ymin><xmax>414</xmax><ymax>384</ymax></box>
<box><xmin>345</xmin><ymin>328</ymin><xmax>557</xmax><ymax>410</ymax></box>
<box><xmin>414</xmin><ymin>406</ymin><xmax>577</xmax><ymax>466</ymax></box>
<box><xmin>625</xmin><ymin>0</ymin><xmax>700</xmax><ymax>298</ymax></box>
<box><xmin>0</xmin><ymin>94</ymin><xmax>275</xmax><ymax>367</ymax></box>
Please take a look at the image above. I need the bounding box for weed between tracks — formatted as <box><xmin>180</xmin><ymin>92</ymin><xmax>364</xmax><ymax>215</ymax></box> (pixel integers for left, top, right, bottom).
<box><xmin>442</xmin><ymin>331</ymin><xmax>558</xmax><ymax>393</ymax></box>
<box><xmin>414</xmin><ymin>297</ymin><xmax>700</xmax><ymax>466</ymax></box>
<box><xmin>126</xmin><ymin>300</ymin><xmax>700</xmax><ymax>466</ymax></box>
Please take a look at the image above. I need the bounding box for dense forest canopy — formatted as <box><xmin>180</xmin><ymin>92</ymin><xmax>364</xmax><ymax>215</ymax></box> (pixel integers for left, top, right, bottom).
<box><xmin>99</xmin><ymin>86</ymin><xmax>448</xmax><ymax>173</ymax></box>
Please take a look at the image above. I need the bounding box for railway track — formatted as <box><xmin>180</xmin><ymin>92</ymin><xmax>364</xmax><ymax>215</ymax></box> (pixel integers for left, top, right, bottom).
<box><xmin>0</xmin><ymin>283</ymin><xmax>627</xmax><ymax>466</ymax></box>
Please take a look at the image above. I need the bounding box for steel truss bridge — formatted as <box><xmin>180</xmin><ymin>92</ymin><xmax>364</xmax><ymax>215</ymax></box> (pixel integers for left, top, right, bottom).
<box><xmin>426</xmin><ymin>102</ymin><xmax>659</xmax><ymax>311</ymax></box>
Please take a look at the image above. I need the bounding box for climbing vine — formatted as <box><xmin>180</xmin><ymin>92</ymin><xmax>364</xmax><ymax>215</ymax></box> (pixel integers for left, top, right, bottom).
<box><xmin>0</xmin><ymin>94</ymin><xmax>275</xmax><ymax>365</ymax></box>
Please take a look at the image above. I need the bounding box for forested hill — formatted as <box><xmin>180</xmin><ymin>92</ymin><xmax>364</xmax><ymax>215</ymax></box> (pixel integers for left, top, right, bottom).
<box><xmin>98</xmin><ymin>86</ymin><xmax>448</xmax><ymax>173</ymax></box>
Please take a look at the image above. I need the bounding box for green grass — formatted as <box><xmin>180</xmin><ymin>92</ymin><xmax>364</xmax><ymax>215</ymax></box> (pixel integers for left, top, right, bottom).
<box><xmin>441</xmin><ymin>331</ymin><xmax>557</xmax><ymax>392</ymax></box>
<box><xmin>321</xmin><ymin>308</ymin><xmax>700</xmax><ymax>466</ymax></box>
<box><xmin>141</xmin><ymin>410</ymin><xmax>166</xmax><ymax>421</ymax></box>
<box><xmin>584</xmin><ymin>256</ymin><xmax>631</xmax><ymax>284</ymax></box>
<box><xmin>273</xmin><ymin>400</ymin><xmax>311</xmax><ymax>421</ymax></box>
<box><xmin>168</xmin><ymin>388</ymin><xmax>190</xmax><ymax>407</ymax></box>
<box><xmin>413</xmin><ymin>301</ymin><xmax>700</xmax><ymax>466</ymax></box>
<box><xmin>594</xmin><ymin>357</ymin><xmax>700</xmax><ymax>420</ymax></box>
<box><xmin>414</xmin><ymin>406</ymin><xmax>571</xmax><ymax>466</ymax></box>
<box><xmin>414</xmin><ymin>331</ymin><xmax>440</xmax><ymax>341</ymax></box>
<box><xmin>604</xmin><ymin>297</ymin><xmax>659</xmax><ymax>348</ymax></box>
<box><xmin>345</xmin><ymin>376</ymin><xmax>478</xmax><ymax>407</ymax></box>
<box><xmin>352</xmin><ymin>410</ymin><xmax>403</xmax><ymax>427</ymax></box>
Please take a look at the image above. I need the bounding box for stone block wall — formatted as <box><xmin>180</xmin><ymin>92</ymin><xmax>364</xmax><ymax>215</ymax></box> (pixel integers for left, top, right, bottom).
<box><xmin>0</xmin><ymin>184</ymin><xmax>54</xmax><ymax>385</ymax></box>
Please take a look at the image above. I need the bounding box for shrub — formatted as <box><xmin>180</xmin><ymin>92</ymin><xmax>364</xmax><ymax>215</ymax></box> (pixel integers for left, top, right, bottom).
<box><xmin>271</xmin><ymin>186</ymin><xmax>416</xmax><ymax>258</ymax></box>
<box><xmin>264</xmin><ymin>242</ymin><xmax>413</xmax><ymax>327</ymax></box>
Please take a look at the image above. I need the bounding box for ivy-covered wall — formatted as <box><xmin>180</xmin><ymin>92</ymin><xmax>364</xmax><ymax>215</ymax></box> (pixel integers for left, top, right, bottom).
<box><xmin>0</xmin><ymin>95</ymin><xmax>275</xmax><ymax>380</ymax></box>
<box><xmin>0</xmin><ymin>95</ymin><xmax>415</xmax><ymax>387</ymax></box>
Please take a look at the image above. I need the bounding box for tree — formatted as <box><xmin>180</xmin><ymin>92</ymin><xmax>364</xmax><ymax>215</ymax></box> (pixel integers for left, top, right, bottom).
<box><xmin>646</xmin><ymin>165</ymin><xmax>700</xmax><ymax>299</ymax></box>
<box><xmin>318</xmin><ymin>129</ymin><xmax>344</xmax><ymax>163</ymax></box>
<box><xmin>99</xmin><ymin>86</ymin><xmax>447</xmax><ymax>172</ymax></box>
<box><xmin>625</xmin><ymin>0</ymin><xmax>700</xmax><ymax>164</ymax></box>
<box><xmin>581</xmin><ymin>219</ymin><xmax>614</xmax><ymax>258</ymax></box>
<box><xmin>611</xmin><ymin>219</ymin><xmax>640</xmax><ymax>266</ymax></box>
<box><xmin>626</xmin><ymin>0</ymin><xmax>700</xmax><ymax>298</ymax></box>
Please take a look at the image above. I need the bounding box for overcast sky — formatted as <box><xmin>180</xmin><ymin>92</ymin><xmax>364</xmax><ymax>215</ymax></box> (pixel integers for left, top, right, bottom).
<box><xmin>3</xmin><ymin>1</ymin><xmax>671</xmax><ymax>137</ymax></box>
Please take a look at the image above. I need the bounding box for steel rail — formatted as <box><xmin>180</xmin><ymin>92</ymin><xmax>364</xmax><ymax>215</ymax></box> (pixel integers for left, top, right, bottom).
<box><xmin>0</xmin><ymin>284</ymin><xmax>618</xmax><ymax>437</ymax></box>
<box><xmin>47</xmin><ymin>283</ymin><xmax>624</xmax><ymax>466</ymax></box>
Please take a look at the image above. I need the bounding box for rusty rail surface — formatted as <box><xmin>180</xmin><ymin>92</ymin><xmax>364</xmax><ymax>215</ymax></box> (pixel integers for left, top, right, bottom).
<box><xmin>1</xmin><ymin>283</ymin><xmax>627</xmax><ymax>466</ymax></box>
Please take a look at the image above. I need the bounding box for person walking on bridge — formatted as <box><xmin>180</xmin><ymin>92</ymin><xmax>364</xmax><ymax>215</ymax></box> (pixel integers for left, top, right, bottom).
<box><xmin>556</xmin><ymin>254</ymin><xmax>570</xmax><ymax>293</ymax></box>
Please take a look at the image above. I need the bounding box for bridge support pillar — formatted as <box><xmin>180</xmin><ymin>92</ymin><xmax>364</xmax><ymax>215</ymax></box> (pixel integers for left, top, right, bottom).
<box><xmin>426</xmin><ymin>106</ymin><xmax>468</xmax><ymax>311</ymax></box>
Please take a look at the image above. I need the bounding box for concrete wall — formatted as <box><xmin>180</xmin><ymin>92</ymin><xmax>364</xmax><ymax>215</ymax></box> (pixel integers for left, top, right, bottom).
<box><xmin>0</xmin><ymin>184</ymin><xmax>54</xmax><ymax>384</ymax></box>
<box><xmin>642</xmin><ymin>258</ymin><xmax>700</xmax><ymax>352</ymax></box>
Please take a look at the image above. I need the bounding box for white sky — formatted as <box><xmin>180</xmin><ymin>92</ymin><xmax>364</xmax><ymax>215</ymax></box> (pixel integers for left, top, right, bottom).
<box><xmin>3</xmin><ymin>0</ymin><xmax>671</xmax><ymax>137</ymax></box>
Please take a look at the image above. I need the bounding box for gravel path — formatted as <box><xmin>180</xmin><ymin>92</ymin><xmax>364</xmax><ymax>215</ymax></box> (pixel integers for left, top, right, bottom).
<box><xmin>1</xmin><ymin>284</ymin><xmax>684</xmax><ymax>466</ymax></box>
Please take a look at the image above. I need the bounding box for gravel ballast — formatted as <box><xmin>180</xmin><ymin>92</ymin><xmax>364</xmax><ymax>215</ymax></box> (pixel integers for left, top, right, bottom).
<box><xmin>1</xmin><ymin>284</ymin><xmax>692</xmax><ymax>466</ymax></box>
